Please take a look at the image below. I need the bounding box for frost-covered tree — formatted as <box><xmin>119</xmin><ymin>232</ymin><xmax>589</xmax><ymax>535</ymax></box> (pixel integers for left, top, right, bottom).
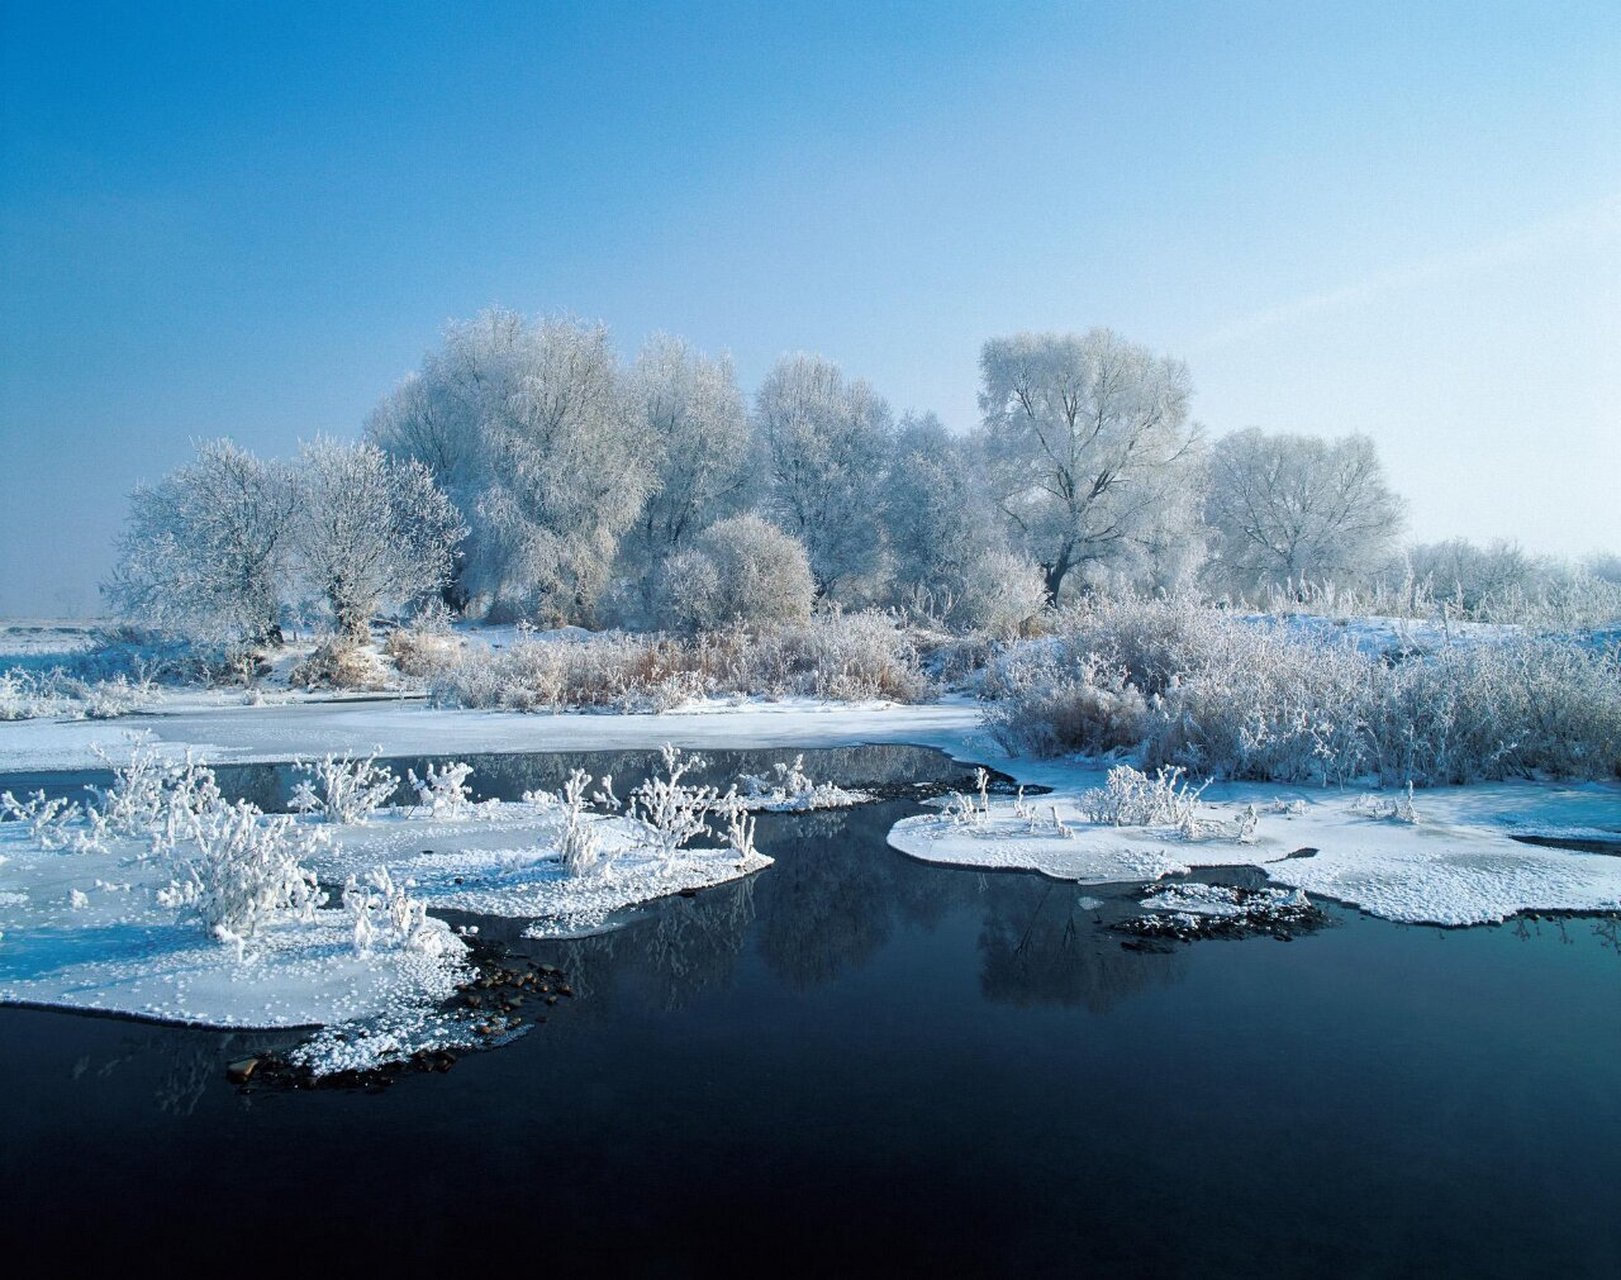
<box><xmin>883</xmin><ymin>414</ymin><xmax>1044</xmax><ymax>631</ymax></box>
<box><xmin>753</xmin><ymin>354</ymin><xmax>893</xmax><ymax>599</ymax></box>
<box><xmin>1400</xmin><ymin>538</ymin><xmax>1531</xmax><ymax>613</ymax></box>
<box><xmin>978</xmin><ymin>329</ymin><xmax>1203</xmax><ymax>602</ymax></box>
<box><xmin>367</xmin><ymin>309</ymin><xmax>650</xmax><ymax>620</ymax></box>
<box><xmin>654</xmin><ymin>514</ymin><xmax>815</xmax><ymax>632</ymax></box>
<box><xmin>619</xmin><ymin>333</ymin><xmax>752</xmax><ymax>583</ymax></box>
<box><xmin>294</xmin><ymin>438</ymin><xmax>464</xmax><ymax>640</ymax></box>
<box><xmin>105</xmin><ymin>439</ymin><xmax>300</xmax><ymax>646</ymax></box>
<box><xmin>1203</xmin><ymin>429</ymin><xmax>1405</xmax><ymax>596</ymax></box>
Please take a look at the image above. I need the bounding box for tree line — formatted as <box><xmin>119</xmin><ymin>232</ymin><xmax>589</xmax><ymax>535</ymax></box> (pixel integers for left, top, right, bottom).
<box><xmin>113</xmin><ymin>307</ymin><xmax>1560</xmax><ymax>644</ymax></box>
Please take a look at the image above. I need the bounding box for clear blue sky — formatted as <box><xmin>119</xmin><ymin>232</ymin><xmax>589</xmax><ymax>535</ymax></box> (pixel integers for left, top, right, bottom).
<box><xmin>2</xmin><ymin>0</ymin><xmax>1617</xmax><ymax>614</ymax></box>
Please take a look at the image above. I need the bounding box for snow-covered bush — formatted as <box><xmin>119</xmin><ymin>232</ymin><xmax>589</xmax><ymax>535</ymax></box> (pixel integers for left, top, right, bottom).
<box><xmin>291</xmin><ymin>751</ymin><xmax>400</xmax><ymax>824</ymax></box>
<box><xmin>556</xmin><ymin>769</ymin><xmax>604</xmax><ymax>876</ymax></box>
<box><xmin>655</xmin><ymin>514</ymin><xmax>815</xmax><ymax>633</ymax></box>
<box><xmin>736</xmin><ymin>754</ymin><xmax>866</xmax><ymax>810</ymax></box>
<box><xmin>342</xmin><ymin>866</ymin><xmax>459</xmax><ymax>958</ymax></box>
<box><xmin>718</xmin><ymin>796</ymin><xmax>758</xmax><ymax>861</ymax></box>
<box><xmin>631</xmin><ymin>745</ymin><xmax>717</xmax><ymax>865</ymax></box>
<box><xmin>0</xmin><ymin>790</ymin><xmax>94</xmax><ymax>851</ymax></box>
<box><xmin>384</xmin><ymin>620</ymin><xmax>465</xmax><ymax>678</ymax></box>
<box><xmin>984</xmin><ymin>651</ymin><xmax>1149</xmax><ymax>757</ymax></box>
<box><xmin>1079</xmin><ymin>765</ymin><xmax>1207</xmax><ymax>828</ymax></box>
<box><xmin>1349</xmin><ymin>783</ymin><xmax>1419</xmax><ymax>824</ymax></box>
<box><xmin>986</xmin><ymin>596</ymin><xmax>1621</xmax><ymax>785</ymax></box>
<box><xmin>93</xmin><ymin>742</ymin><xmax>223</xmax><ymax>853</ymax></box>
<box><xmin>753</xmin><ymin>611</ymin><xmax>928</xmax><ymax>702</ymax></box>
<box><xmin>288</xmin><ymin>639</ymin><xmax>387</xmax><ymax>691</ymax></box>
<box><xmin>406</xmin><ymin>761</ymin><xmax>478</xmax><ymax>818</ymax></box>
<box><xmin>425</xmin><ymin>610</ymin><xmax>931</xmax><ymax>710</ymax></box>
<box><xmin>0</xmin><ymin>668</ymin><xmax>158</xmax><ymax>722</ymax></box>
<box><xmin>158</xmin><ymin>801</ymin><xmax>326</xmax><ymax>957</ymax></box>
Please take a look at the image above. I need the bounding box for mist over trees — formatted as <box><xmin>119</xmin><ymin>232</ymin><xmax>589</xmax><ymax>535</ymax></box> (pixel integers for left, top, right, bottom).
<box><xmin>108</xmin><ymin>306</ymin><xmax>1613</xmax><ymax>646</ymax></box>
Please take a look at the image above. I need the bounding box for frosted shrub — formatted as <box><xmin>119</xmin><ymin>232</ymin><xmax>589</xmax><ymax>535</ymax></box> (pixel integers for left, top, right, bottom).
<box><xmin>1368</xmin><ymin>637</ymin><xmax>1621</xmax><ymax>785</ymax></box>
<box><xmin>1349</xmin><ymin>783</ymin><xmax>1419</xmax><ymax>824</ymax></box>
<box><xmin>0</xmin><ymin>668</ymin><xmax>157</xmax><ymax>721</ymax></box>
<box><xmin>291</xmin><ymin>751</ymin><xmax>399</xmax><ymax>824</ymax></box>
<box><xmin>0</xmin><ymin>790</ymin><xmax>93</xmax><ymax>851</ymax></box>
<box><xmin>557</xmin><ymin>769</ymin><xmax>604</xmax><ymax>876</ymax></box>
<box><xmin>92</xmin><ymin>741</ymin><xmax>223</xmax><ymax>853</ymax></box>
<box><xmin>406</xmin><ymin>761</ymin><xmax>478</xmax><ymax>818</ymax></box>
<box><xmin>736</xmin><ymin>754</ymin><xmax>857</xmax><ymax>810</ymax></box>
<box><xmin>1079</xmin><ymin>765</ymin><xmax>1207</xmax><ymax>828</ymax></box>
<box><xmin>288</xmin><ymin>639</ymin><xmax>385</xmax><ymax>691</ymax></box>
<box><xmin>426</xmin><ymin>610</ymin><xmax>932</xmax><ymax>711</ymax></box>
<box><xmin>984</xmin><ymin>651</ymin><xmax>1148</xmax><ymax>757</ymax></box>
<box><xmin>1145</xmin><ymin>624</ymin><xmax>1379</xmax><ymax>786</ymax></box>
<box><xmin>384</xmin><ymin>620</ymin><xmax>464</xmax><ymax>678</ymax></box>
<box><xmin>990</xmin><ymin>596</ymin><xmax>1621</xmax><ymax>785</ymax></box>
<box><xmin>758</xmin><ymin>612</ymin><xmax>929</xmax><ymax>702</ymax></box>
<box><xmin>342</xmin><ymin>866</ymin><xmax>458</xmax><ymax>958</ymax></box>
<box><xmin>739</xmin><ymin>756</ymin><xmax>814</xmax><ymax>801</ymax></box>
<box><xmin>630</xmin><ymin>745</ymin><xmax>718</xmax><ymax>865</ymax></box>
<box><xmin>158</xmin><ymin>800</ymin><xmax>326</xmax><ymax>957</ymax></box>
<box><xmin>654</xmin><ymin>514</ymin><xmax>815</xmax><ymax>633</ymax></box>
<box><xmin>718</xmin><ymin>795</ymin><xmax>758</xmax><ymax>861</ymax></box>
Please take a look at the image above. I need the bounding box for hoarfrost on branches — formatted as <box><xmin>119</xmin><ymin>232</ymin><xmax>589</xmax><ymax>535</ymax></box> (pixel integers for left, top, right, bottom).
<box><xmin>630</xmin><ymin>745</ymin><xmax>718</xmax><ymax>866</ymax></box>
<box><xmin>978</xmin><ymin>328</ymin><xmax>1204</xmax><ymax>602</ymax></box>
<box><xmin>294</xmin><ymin>437</ymin><xmax>465</xmax><ymax>641</ymax></box>
<box><xmin>291</xmin><ymin>750</ymin><xmax>400</xmax><ymax>824</ymax></box>
<box><xmin>753</xmin><ymin>353</ymin><xmax>893</xmax><ymax>600</ymax></box>
<box><xmin>1203</xmin><ymin>429</ymin><xmax>1405</xmax><ymax>597</ymax></box>
<box><xmin>343</xmin><ymin>865</ymin><xmax>459</xmax><ymax>958</ymax></box>
<box><xmin>406</xmin><ymin>760</ymin><xmax>481</xmax><ymax>818</ymax></box>
<box><xmin>1079</xmin><ymin>765</ymin><xmax>1209</xmax><ymax>828</ymax></box>
<box><xmin>104</xmin><ymin>438</ymin><xmax>300</xmax><ymax>647</ymax></box>
<box><xmin>157</xmin><ymin>800</ymin><xmax>327</xmax><ymax>958</ymax></box>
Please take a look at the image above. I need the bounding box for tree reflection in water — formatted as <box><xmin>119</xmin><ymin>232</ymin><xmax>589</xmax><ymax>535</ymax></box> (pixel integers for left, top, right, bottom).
<box><xmin>977</xmin><ymin>878</ymin><xmax>1185</xmax><ymax>1011</ymax></box>
<box><xmin>535</xmin><ymin>795</ymin><xmax>1187</xmax><ymax>1014</ymax></box>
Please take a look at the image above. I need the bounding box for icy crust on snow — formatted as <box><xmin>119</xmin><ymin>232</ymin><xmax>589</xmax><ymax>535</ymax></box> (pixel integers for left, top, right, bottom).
<box><xmin>889</xmin><ymin>780</ymin><xmax>1621</xmax><ymax>927</ymax></box>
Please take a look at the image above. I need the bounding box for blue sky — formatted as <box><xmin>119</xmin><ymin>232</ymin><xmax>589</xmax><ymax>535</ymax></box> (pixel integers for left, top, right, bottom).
<box><xmin>2</xmin><ymin>0</ymin><xmax>1617</xmax><ymax>614</ymax></box>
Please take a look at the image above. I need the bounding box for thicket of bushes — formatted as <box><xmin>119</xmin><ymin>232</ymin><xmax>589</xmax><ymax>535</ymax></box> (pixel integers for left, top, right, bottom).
<box><xmin>984</xmin><ymin>596</ymin><xmax>1621</xmax><ymax>785</ymax></box>
<box><xmin>415</xmin><ymin>612</ymin><xmax>931</xmax><ymax>712</ymax></box>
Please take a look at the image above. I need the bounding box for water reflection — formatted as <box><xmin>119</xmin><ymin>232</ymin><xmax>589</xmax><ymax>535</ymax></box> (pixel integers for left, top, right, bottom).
<box><xmin>977</xmin><ymin>879</ymin><xmax>1186</xmax><ymax>1012</ymax></box>
<box><xmin>529</xmin><ymin>795</ymin><xmax>1186</xmax><ymax>1015</ymax></box>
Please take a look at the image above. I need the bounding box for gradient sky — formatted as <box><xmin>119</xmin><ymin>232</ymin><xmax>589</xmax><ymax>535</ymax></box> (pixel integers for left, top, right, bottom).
<box><xmin>2</xmin><ymin>0</ymin><xmax>1617</xmax><ymax>615</ymax></box>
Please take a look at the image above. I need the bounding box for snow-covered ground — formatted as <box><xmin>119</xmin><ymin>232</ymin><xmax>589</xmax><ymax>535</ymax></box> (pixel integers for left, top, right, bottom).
<box><xmin>0</xmin><ymin>741</ymin><xmax>774</xmax><ymax>1070</ymax></box>
<box><xmin>890</xmin><ymin>773</ymin><xmax>1621</xmax><ymax>927</ymax></box>
<box><xmin>0</xmin><ymin>694</ymin><xmax>989</xmax><ymax>772</ymax></box>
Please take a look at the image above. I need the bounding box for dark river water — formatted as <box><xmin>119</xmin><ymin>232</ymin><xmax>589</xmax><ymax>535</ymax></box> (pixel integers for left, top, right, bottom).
<box><xmin>1</xmin><ymin>746</ymin><xmax>1618</xmax><ymax>1276</ymax></box>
